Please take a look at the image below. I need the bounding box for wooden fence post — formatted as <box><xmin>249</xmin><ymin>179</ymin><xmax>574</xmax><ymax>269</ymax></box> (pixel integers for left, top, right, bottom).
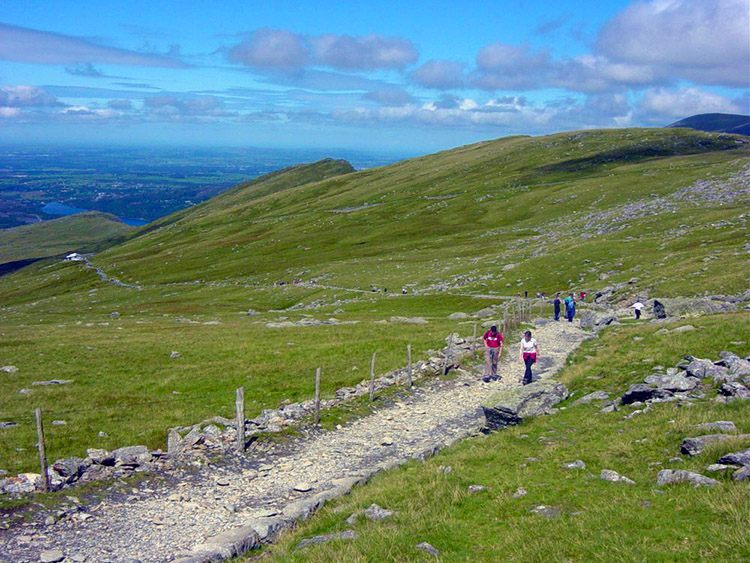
<box><xmin>369</xmin><ymin>352</ymin><xmax>376</xmax><ymax>402</ymax></box>
<box><xmin>407</xmin><ymin>344</ymin><xmax>413</xmax><ymax>388</ymax></box>
<box><xmin>314</xmin><ymin>367</ymin><xmax>321</xmax><ymax>425</ymax></box>
<box><xmin>235</xmin><ymin>387</ymin><xmax>245</xmax><ymax>453</ymax></box>
<box><xmin>35</xmin><ymin>407</ymin><xmax>50</xmax><ymax>492</ymax></box>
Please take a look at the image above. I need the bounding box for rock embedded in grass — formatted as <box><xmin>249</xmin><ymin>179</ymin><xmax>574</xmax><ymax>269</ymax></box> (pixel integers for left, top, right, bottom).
<box><xmin>680</xmin><ymin>434</ymin><xmax>750</xmax><ymax>456</ymax></box>
<box><xmin>696</xmin><ymin>421</ymin><xmax>737</xmax><ymax>433</ymax></box>
<box><xmin>572</xmin><ymin>391</ymin><xmax>609</xmax><ymax>405</ymax></box>
<box><xmin>530</xmin><ymin>505</ymin><xmax>562</xmax><ymax>518</ymax></box>
<box><xmin>563</xmin><ymin>460</ymin><xmax>586</xmax><ymax>470</ymax></box>
<box><xmin>656</xmin><ymin>469</ymin><xmax>719</xmax><ymax>487</ymax></box>
<box><xmin>416</xmin><ymin>542</ymin><xmax>440</xmax><ymax>556</ymax></box>
<box><xmin>600</xmin><ymin>469</ymin><xmax>635</xmax><ymax>484</ymax></box>
<box><xmin>296</xmin><ymin>530</ymin><xmax>358</xmax><ymax>549</ymax></box>
<box><xmin>732</xmin><ymin>466</ymin><xmax>750</xmax><ymax>482</ymax></box>
<box><xmin>1</xmin><ymin>365</ymin><xmax>18</xmax><ymax>373</ymax></box>
<box><xmin>717</xmin><ymin>448</ymin><xmax>750</xmax><ymax>467</ymax></box>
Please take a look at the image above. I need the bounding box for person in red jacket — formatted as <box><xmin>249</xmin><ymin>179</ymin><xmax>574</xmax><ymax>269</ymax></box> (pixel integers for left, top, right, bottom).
<box><xmin>482</xmin><ymin>325</ymin><xmax>503</xmax><ymax>382</ymax></box>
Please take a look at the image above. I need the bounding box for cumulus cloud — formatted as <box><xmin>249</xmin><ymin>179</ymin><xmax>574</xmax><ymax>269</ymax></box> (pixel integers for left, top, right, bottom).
<box><xmin>635</xmin><ymin>87</ymin><xmax>742</xmax><ymax>123</ymax></box>
<box><xmin>0</xmin><ymin>85</ymin><xmax>60</xmax><ymax>107</ymax></box>
<box><xmin>0</xmin><ymin>23</ymin><xmax>189</xmax><ymax>68</ymax></box>
<box><xmin>310</xmin><ymin>33</ymin><xmax>417</xmax><ymax>70</ymax></box>
<box><xmin>596</xmin><ymin>0</ymin><xmax>750</xmax><ymax>87</ymax></box>
<box><xmin>409</xmin><ymin>60</ymin><xmax>466</xmax><ymax>90</ymax></box>
<box><xmin>62</xmin><ymin>105</ymin><xmax>121</xmax><ymax>118</ymax></box>
<box><xmin>227</xmin><ymin>29</ymin><xmax>417</xmax><ymax>72</ymax></box>
<box><xmin>474</xmin><ymin>42</ymin><xmax>552</xmax><ymax>90</ymax></box>
<box><xmin>227</xmin><ymin>28</ymin><xmax>308</xmax><ymax>71</ymax></box>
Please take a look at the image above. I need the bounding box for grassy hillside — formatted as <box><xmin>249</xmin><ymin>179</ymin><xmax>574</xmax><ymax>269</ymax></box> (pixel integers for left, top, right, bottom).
<box><xmin>260</xmin><ymin>313</ymin><xmax>750</xmax><ymax>562</ymax></box>
<box><xmin>0</xmin><ymin>127</ymin><xmax>747</xmax><ymax>476</ymax></box>
<box><xmin>0</xmin><ymin>211</ymin><xmax>131</xmax><ymax>265</ymax></box>
<box><xmin>6</xmin><ymin>127</ymin><xmax>744</xmax><ymax>300</ymax></box>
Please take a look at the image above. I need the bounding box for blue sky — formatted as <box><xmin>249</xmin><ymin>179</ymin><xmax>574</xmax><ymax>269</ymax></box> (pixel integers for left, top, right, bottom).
<box><xmin>0</xmin><ymin>0</ymin><xmax>748</xmax><ymax>153</ymax></box>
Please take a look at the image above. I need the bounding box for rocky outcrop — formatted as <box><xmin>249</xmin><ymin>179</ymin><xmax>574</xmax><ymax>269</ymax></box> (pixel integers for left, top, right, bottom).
<box><xmin>482</xmin><ymin>381</ymin><xmax>569</xmax><ymax>430</ymax></box>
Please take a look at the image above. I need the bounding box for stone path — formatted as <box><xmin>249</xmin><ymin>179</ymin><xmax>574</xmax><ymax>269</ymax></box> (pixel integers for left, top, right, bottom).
<box><xmin>0</xmin><ymin>319</ymin><xmax>587</xmax><ymax>563</ymax></box>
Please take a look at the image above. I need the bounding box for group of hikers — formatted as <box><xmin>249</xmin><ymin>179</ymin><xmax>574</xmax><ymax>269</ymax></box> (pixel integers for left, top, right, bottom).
<box><xmin>552</xmin><ymin>292</ymin><xmax>580</xmax><ymax>322</ymax></box>
<box><xmin>481</xmin><ymin>324</ymin><xmax>539</xmax><ymax>385</ymax></box>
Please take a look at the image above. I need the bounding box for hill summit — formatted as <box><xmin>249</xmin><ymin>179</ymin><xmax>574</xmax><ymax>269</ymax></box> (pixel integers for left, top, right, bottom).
<box><xmin>667</xmin><ymin>113</ymin><xmax>750</xmax><ymax>135</ymax></box>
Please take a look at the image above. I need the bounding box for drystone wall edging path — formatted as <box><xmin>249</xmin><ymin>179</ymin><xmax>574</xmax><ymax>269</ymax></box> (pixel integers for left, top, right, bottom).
<box><xmin>0</xmin><ymin>319</ymin><xmax>588</xmax><ymax>563</ymax></box>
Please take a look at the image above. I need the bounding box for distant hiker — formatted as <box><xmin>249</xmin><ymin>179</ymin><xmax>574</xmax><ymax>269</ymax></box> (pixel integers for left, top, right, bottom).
<box><xmin>553</xmin><ymin>294</ymin><xmax>561</xmax><ymax>321</ymax></box>
<box><xmin>401</xmin><ymin>288</ymin><xmax>407</xmax><ymax>294</ymax></box>
<box><xmin>482</xmin><ymin>325</ymin><xmax>503</xmax><ymax>383</ymax></box>
<box><xmin>524</xmin><ymin>290</ymin><xmax>528</xmax><ymax>299</ymax></box>
<box><xmin>580</xmin><ymin>290</ymin><xmax>586</xmax><ymax>301</ymax></box>
<box><xmin>519</xmin><ymin>330</ymin><xmax>540</xmax><ymax>385</ymax></box>
<box><xmin>632</xmin><ymin>300</ymin><xmax>645</xmax><ymax>319</ymax></box>
<box><xmin>565</xmin><ymin>294</ymin><xmax>576</xmax><ymax>323</ymax></box>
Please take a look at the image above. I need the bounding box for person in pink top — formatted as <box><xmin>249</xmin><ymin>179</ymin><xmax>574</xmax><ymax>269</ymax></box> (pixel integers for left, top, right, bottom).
<box><xmin>482</xmin><ymin>325</ymin><xmax>504</xmax><ymax>382</ymax></box>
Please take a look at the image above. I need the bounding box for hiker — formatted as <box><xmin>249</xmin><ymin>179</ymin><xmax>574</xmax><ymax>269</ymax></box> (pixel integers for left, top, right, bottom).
<box><xmin>524</xmin><ymin>290</ymin><xmax>528</xmax><ymax>299</ymax></box>
<box><xmin>519</xmin><ymin>330</ymin><xmax>540</xmax><ymax>385</ymax></box>
<box><xmin>580</xmin><ymin>290</ymin><xmax>586</xmax><ymax>301</ymax></box>
<box><xmin>553</xmin><ymin>294</ymin><xmax>561</xmax><ymax>321</ymax></box>
<box><xmin>565</xmin><ymin>294</ymin><xmax>576</xmax><ymax>323</ymax></box>
<box><xmin>632</xmin><ymin>300</ymin><xmax>645</xmax><ymax>319</ymax></box>
<box><xmin>482</xmin><ymin>325</ymin><xmax>503</xmax><ymax>383</ymax></box>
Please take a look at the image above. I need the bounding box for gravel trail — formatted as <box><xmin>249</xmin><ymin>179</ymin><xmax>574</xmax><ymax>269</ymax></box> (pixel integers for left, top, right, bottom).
<box><xmin>0</xmin><ymin>319</ymin><xmax>588</xmax><ymax>563</ymax></box>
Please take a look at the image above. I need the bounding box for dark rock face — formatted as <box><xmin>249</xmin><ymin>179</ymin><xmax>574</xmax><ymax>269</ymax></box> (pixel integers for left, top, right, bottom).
<box><xmin>620</xmin><ymin>384</ymin><xmax>669</xmax><ymax>404</ymax></box>
<box><xmin>482</xmin><ymin>381</ymin><xmax>569</xmax><ymax>431</ymax></box>
<box><xmin>51</xmin><ymin>457</ymin><xmax>90</xmax><ymax>483</ymax></box>
<box><xmin>717</xmin><ymin>448</ymin><xmax>750</xmax><ymax>467</ymax></box>
<box><xmin>680</xmin><ymin>434</ymin><xmax>750</xmax><ymax>456</ymax></box>
<box><xmin>652</xmin><ymin>300</ymin><xmax>667</xmax><ymax>319</ymax></box>
<box><xmin>720</xmin><ymin>382</ymin><xmax>750</xmax><ymax>399</ymax></box>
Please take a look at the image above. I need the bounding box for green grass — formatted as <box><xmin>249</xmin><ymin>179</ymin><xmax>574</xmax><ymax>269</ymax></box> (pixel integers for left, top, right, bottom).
<box><xmin>257</xmin><ymin>312</ymin><xmax>750</xmax><ymax>562</ymax></box>
<box><xmin>1</xmin><ymin>126</ymin><xmax>748</xmax><ymax>496</ymax></box>
<box><xmin>0</xmin><ymin>211</ymin><xmax>131</xmax><ymax>264</ymax></box>
<box><xmin>0</xmin><ymin>291</ymin><xmax>491</xmax><ymax>474</ymax></box>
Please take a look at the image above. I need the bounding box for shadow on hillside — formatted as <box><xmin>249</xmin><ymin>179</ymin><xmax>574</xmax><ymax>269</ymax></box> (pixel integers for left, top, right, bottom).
<box><xmin>522</xmin><ymin>138</ymin><xmax>742</xmax><ymax>181</ymax></box>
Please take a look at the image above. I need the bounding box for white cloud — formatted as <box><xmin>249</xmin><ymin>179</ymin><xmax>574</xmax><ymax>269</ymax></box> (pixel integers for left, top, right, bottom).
<box><xmin>228</xmin><ymin>28</ymin><xmax>308</xmax><ymax>71</ymax></box>
<box><xmin>596</xmin><ymin>0</ymin><xmax>750</xmax><ymax>87</ymax></box>
<box><xmin>636</xmin><ymin>87</ymin><xmax>742</xmax><ymax>123</ymax></box>
<box><xmin>0</xmin><ymin>85</ymin><xmax>60</xmax><ymax>107</ymax></box>
<box><xmin>409</xmin><ymin>60</ymin><xmax>466</xmax><ymax>89</ymax></box>
<box><xmin>0</xmin><ymin>107</ymin><xmax>21</xmax><ymax>118</ymax></box>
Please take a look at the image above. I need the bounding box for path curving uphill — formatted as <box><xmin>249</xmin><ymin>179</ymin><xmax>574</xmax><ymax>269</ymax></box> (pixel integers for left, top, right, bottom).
<box><xmin>0</xmin><ymin>319</ymin><xmax>588</xmax><ymax>563</ymax></box>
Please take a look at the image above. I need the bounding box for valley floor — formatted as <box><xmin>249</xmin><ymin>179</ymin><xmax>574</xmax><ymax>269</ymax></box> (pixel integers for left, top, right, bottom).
<box><xmin>0</xmin><ymin>320</ymin><xmax>587</xmax><ymax>563</ymax></box>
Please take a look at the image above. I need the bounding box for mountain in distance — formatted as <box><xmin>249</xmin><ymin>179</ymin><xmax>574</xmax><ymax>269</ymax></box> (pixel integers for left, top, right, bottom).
<box><xmin>666</xmin><ymin>113</ymin><xmax>750</xmax><ymax>135</ymax></box>
<box><xmin>0</xmin><ymin>211</ymin><xmax>131</xmax><ymax>274</ymax></box>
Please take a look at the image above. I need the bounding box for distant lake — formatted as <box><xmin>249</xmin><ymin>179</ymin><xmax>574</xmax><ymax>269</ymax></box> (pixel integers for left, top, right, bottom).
<box><xmin>41</xmin><ymin>202</ymin><xmax>148</xmax><ymax>227</ymax></box>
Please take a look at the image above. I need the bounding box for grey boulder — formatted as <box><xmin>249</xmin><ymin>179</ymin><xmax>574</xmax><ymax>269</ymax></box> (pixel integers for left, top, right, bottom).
<box><xmin>717</xmin><ymin>448</ymin><xmax>750</xmax><ymax>467</ymax></box>
<box><xmin>696</xmin><ymin>421</ymin><xmax>737</xmax><ymax>433</ymax></box>
<box><xmin>680</xmin><ymin>434</ymin><xmax>750</xmax><ymax>456</ymax></box>
<box><xmin>482</xmin><ymin>381</ymin><xmax>569</xmax><ymax>430</ymax></box>
<box><xmin>297</xmin><ymin>530</ymin><xmax>358</xmax><ymax>549</ymax></box>
<box><xmin>643</xmin><ymin>374</ymin><xmax>698</xmax><ymax>392</ymax></box>
<box><xmin>732</xmin><ymin>466</ymin><xmax>750</xmax><ymax>482</ymax></box>
<box><xmin>572</xmin><ymin>391</ymin><xmax>610</xmax><ymax>406</ymax></box>
<box><xmin>600</xmin><ymin>469</ymin><xmax>635</xmax><ymax>484</ymax></box>
<box><xmin>720</xmin><ymin>382</ymin><xmax>750</xmax><ymax>399</ymax></box>
<box><xmin>620</xmin><ymin>384</ymin><xmax>670</xmax><ymax>405</ymax></box>
<box><xmin>656</xmin><ymin>469</ymin><xmax>719</xmax><ymax>487</ymax></box>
